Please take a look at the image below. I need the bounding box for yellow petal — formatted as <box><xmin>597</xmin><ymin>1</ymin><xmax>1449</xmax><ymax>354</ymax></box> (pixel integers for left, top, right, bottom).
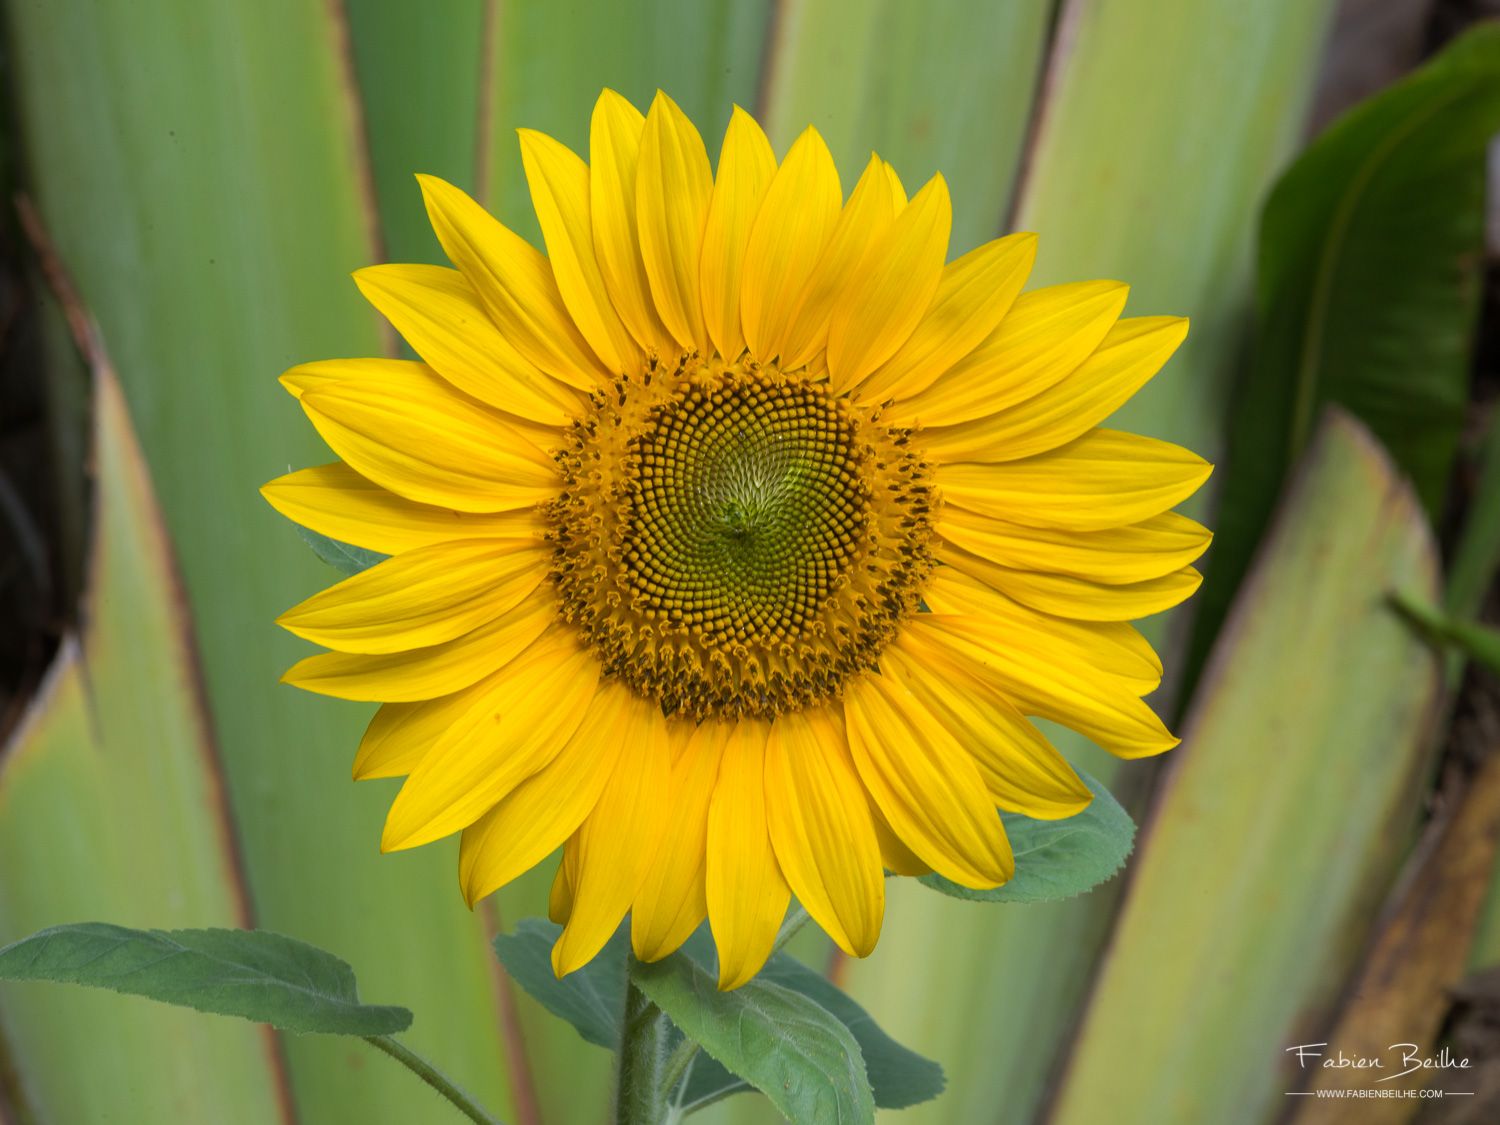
<box><xmin>518</xmin><ymin>128</ymin><xmax>642</xmax><ymax>374</ymax></box>
<box><xmin>870</xmin><ymin>804</ymin><xmax>930</xmax><ymax>876</ymax></box>
<box><xmin>458</xmin><ymin>681</ymin><xmax>634</xmax><ymax>906</ymax></box>
<box><xmin>418</xmin><ymin>173</ymin><xmax>611</xmax><ymax>390</ymax></box>
<box><xmin>552</xmin><ymin>691</ymin><xmax>672</xmax><ymax>976</ymax></box>
<box><xmin>827</xmin><ymin>174</ymin><xmax>951</xmax><ymax>391</ymax></box>
<box><xmin>282</xmin><ymin>588</ymin><xmax>556</xmax><ymax>701</ymax></box>
<box><xmin>706</xmin><ymin>720</ymin><xmax>790</xmax><ymax>989</ymax></box>
<box><xmin>882</xmin><ymin>161</ymin><xmax>907</xmax><ymax>207</ymax></box>
<box><xmin>922</xmin><ymin>316</ymin><xmax>1189</xmax><ymax>463</ymax></box>
<box><xmin>739</xmin><ymin>127</ymin><xmax>841</xmax><ymax>365</ymax></box>
<box><xmin>938</xmin><ymin>506</ymin><xmax>1212</xmax><ymax>585</ymax></box>
<box><xmin>856</xmin><ymin>232</ymin><xmax>1037</xmax><ymax>403</ymax></box>
<box><xmin>356</xmin><ymin>697</ymin><xmax>474</xmax><ymax>783</ymax></box>
<box><xmin>353</xmin><ymin>264</ymin><xmax>582</xmax><ymax>425</ymax></box>
<box><xmin>549</xmin><ymin>851</ymin><xmax>575</xmax><ymax>924</ymax></box>
<box><xmin>637</xmin><ymin>90</ymin><xmax>713</xmax><ymax>353</ymax></box>
<box><xmin>843</xmin><ymin>672</ymin><xmax>1013</xmax><ymax>888</ymax></box>
<box><xmin>887</xmin><ymin>280</ymin><xmax>1127</xmax><ymax>427</ymax></box>
<box><xmin>904</xmin><ymin>616</ymin><xmax>1177</xmax><ymax>759</ymax></box>
<box><xmin>260</xmin><ymin>462</ymin><xmax>542</xmax><ymax>555</ymax></box>
<box><xmin>699</xmin><ymin>107</ymin><xmax>776</xmax><ymax>361</ymax></box>
<box><xmin>381</xmin><ymin>628</ymin><xmax>600</xmax><ymax>850</ymax></box>
<box><xmin>633</xmin><ymin>720</ymin><xmax>726</xmax><ymax>961</ymax></box>
<box><xmin>940</xmin><ymin>429</ymin><xmax>1213</xmax><ymax>531</ymax></box>
<box><xmin>883</xmin><ymin>639</ymin><xmax>1091</xmax><ymax>819</ymax></box>
<box><xmin>277</xmin><ymin>538</ymin><xmax>548</xmax><ymax>654</ymax></box>
<box><xmin>941</xmin><ymin>546</ymin><xmax>1203</xmax><ymax>622</ymax></box>
<box><xmin>925</xmin><ymin>568</ymin><xmax>1162</xmax><ymax>691</ymax></box>
<box><xmin>297</xmin><ymin>367</ymin><xmax>558</xmax><ymax>513</ymax></box>
<box><xmin>777</xmin><ymin>155</ymin><xmax>902</xmax><ymax>370</ymax></box>
<box><xmin>279</xmin><ymin>357</ymin><xmax>400</xmax><ymax>400</ymax></box>
<box><xmin>587</xmin><ymin>90</ymin><xmax>673</xmax><ymax>353</ymax></box>
<box><xmin>764</xmin><ymin>707</ymin><xmax>884</xmax><ymax>958</ymax></box>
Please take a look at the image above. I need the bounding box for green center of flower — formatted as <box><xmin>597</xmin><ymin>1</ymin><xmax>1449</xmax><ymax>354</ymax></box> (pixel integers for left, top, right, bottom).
<box><xmin>621</xmin><ymin>377</ymin><xmax>862</xmax><ymax>643</ymax></box>
<box><xmin>546</xmin><ymin>355</ymin><xmax>937</xmax><ymax>720</ymax></box>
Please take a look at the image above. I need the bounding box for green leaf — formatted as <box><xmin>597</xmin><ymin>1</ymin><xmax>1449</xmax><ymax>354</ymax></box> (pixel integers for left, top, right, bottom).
<box><xmin>1189</xmin><ymin>23</ymin><xmax>1500</xmax><ymax>683</ymax></box>
<box><xmin>491</xmin><ymin>919</ymin><xmax>625</xmax><ymax>1049</ymax></box>
<box><xmin>679</xmin><ymin>934</ymin><xmax>943</xmax><ymax>1112</ymax></box>
<box><xmin>296</xmin><ymin>524</ymin><xmax>388</xmax><ymax>577</ymax></box>
<box><xmin>0</xmin><ymin>923</ymin><xmax>411</xmax><ymax>1036</ymax></box>
<box><xmin>1049</xmin><ymin>412</ymin><xmax>1442</xmax><ymax>1125</ymax></box>
<box><xmin>633</xmin><ymin>951</ymin><xmax>874</xmax><ymax>1125</ymax></box>
<box><xmin>918</xmin><ymin>770</ymin><xmax>1134</xmax><ymax>905</ymax></box>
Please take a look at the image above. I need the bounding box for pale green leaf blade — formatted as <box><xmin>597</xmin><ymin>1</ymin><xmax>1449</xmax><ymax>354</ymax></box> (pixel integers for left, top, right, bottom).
<box><xmin>1051</xmin><ymin>411</ymin><xmax>1442</xmax><ymax>1125</ymax></box>
<box><xmin>482</xmin><ymin>0</ymin><xmax>773</xmax><ymax>240</ymax></box>
<box><xmin>0</xmin><ymin>364</ymin><xmax>286</xmax><ymax>1123</ymax></box>
<box><xmin>3</xmin><ymin>2</ymin><xmax>517</xmax><ymax>1118</ymax></box>
<box><xmin>634</xmin><ymin>952</ymin><xmax>874</xmax><ymax>1125</ymax></box>
<box><xmin>0</xmin><ymin>923</ymin><xmax>411</xmax><ymax>1036</ymax></box>
<box><xmin>918</xmin><ymin>770</ymin><xmax>1134</xmax><ymax>904</ymax></box>
<box><xmin>759</xmin><ymin>0</ymin><xmax>1052</xmax><ymax>251</ymax></box>
<box><xmin>345</xmin><ymin>0</ymin><xmax>487</xmax><ymax>263</ymax></box>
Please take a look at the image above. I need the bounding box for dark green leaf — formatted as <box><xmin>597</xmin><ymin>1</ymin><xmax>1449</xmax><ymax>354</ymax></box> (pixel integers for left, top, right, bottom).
<box><xmin>1189</xmin><ymin>23</ymin><xmax>1500</xmax><ymax>681</ymax></box>
<box><xmin>634</xmin><ymin>950</ymin><xmax>874</xmax><ymax>1125</ymax></box>
<box><xmin>0</xmin><ymin>923</ymin><xmax>411</xmax><ymax>1035</ymax></box>
<box><xmin>296</xmin><ymin>525</ymin><xmax>387</xmax><ymax>577</ymax></box>
<box><xmin>491</xmin><ymin>918</ymin><xmax>625</xmax><ymax>1049</ymax></box>
<box><xmin>919</xmin><ymin>769</ymin><xmax>1134</xmax><ymax>904</ymax></box>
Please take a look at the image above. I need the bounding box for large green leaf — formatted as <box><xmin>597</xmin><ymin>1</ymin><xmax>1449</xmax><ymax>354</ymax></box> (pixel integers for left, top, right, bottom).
<box><xmin>3</xmin><ymin>2</ymin><xmax>515</xmax><ymax>1119</ymax></box>
<box><xmin>634</xmin><ymin>951</ymin><xmax>874</xmax><ymax>1125</ymax></box>
<box><xmin>0</xmin><ymin>368</ymin><xmax>285</xmax><ymax>1123</ymax></box>
<box><xmin>835</xmin><ymin>4</ymin><xmax>1340</xmax><ymax>1121</ymax></box>
<box><xmin>0</xmin><ymin>923</ymin><xmax>411</xmax><ymax>1036</ymax></box>
<box><xmin>1190</xmin><ymin>24</ymin><xmax>1500</xmax><ymax>678</ymax></box>
<box><xmin>1050</xmin><ymin>411</ymin><xmax>1441</xmax><ymax>1124</ymax></box>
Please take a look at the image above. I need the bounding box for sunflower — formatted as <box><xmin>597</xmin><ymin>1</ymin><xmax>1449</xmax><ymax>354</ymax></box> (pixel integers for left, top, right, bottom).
<box><xmin>263</xmin><ymin>89</ymin><xmax>1211</xmax><ymax>989</ymax></box>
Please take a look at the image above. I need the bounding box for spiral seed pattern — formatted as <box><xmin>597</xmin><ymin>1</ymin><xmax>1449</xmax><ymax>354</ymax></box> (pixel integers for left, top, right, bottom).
<box><xmin>546</xmin><ymin>356</ymin><xmax>936</xmax><ymax>719</ymax></box>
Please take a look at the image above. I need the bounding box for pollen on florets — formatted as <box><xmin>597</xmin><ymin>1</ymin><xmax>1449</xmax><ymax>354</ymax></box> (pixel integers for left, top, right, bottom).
<box><xmin>544</xmin><ymin>353</ymin><xmax>936</xmax><ymax>719</ymax></box>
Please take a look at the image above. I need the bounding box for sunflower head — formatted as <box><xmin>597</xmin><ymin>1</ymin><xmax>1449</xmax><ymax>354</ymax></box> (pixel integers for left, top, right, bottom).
<box><xmin>265</xmin><ymin>89</ymin><xmax>1211</xmax><ymax>989</ymax></box>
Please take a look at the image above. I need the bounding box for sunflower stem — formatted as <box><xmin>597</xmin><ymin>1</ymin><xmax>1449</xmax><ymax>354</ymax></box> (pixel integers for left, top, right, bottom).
<box><xmin>363</xmin><ymin>1035</ymin><xmax>505</xmax><ymax>1125</ymax></box>
<box><xmin>615</xmin><ymin>960</ymin><xmax>669</xmax><ymax>1125</ymax></box>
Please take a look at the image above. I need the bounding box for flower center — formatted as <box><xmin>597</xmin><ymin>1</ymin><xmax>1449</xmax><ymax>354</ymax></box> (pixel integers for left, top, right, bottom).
<box><xmin>546</xmin><ymin>354</ymin><xmax>936</xmax><ymax>719</ymax></box>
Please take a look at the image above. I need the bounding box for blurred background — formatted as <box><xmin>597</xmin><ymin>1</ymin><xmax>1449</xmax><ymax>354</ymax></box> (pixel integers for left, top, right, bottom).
<box><xmin>2</xmin><ymin>0</ymin><xmax>1500</xmax><ymax>1122</ymax></box>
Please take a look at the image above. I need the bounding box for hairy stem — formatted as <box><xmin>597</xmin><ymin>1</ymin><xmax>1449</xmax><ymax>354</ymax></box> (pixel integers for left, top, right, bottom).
<box><xmin>615</xmin><ymin>965</ymin><xmax>669</xmax><ymax>1125</ymax></box>
<box><xmin>363</xmin><ymin>1035</ymin><xmax>505</xmax><ymax>1125</ymax></box>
